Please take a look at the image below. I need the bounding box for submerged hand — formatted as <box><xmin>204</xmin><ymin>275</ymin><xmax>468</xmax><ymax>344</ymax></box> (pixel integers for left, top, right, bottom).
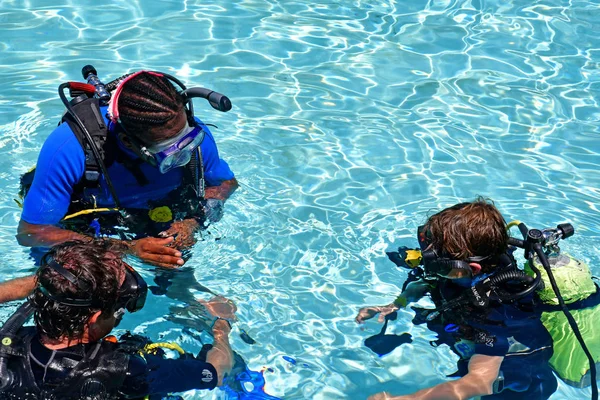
<box><xmin>356</xmin><ymin>306</ymin><xmax>381</xmax><ymax>324</ymax></box>
<box><xmin>128</xmin><ymin>236</ymin><xmax>184</xmax><ymax>268</ymax></box>
<box><xmin>355</xmin><ymin>304</ymin><xmax>399</xmax><ymax>324</ymax></box>
<box><xmin>159</xmin><ymin>219</ymin><xmax>199</xmax><ymax>250</ymax></box>
<box><xmin>199</xmin><ymin>295</ymin><xmax>237</xmax><ymax>321</ymax></box>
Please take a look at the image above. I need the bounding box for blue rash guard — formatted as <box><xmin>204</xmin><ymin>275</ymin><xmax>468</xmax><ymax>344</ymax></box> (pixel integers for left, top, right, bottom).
<box><xmin>21</xmin><ymin>105</ymin><xmax>234</xmax><ymax>227</ymax></box>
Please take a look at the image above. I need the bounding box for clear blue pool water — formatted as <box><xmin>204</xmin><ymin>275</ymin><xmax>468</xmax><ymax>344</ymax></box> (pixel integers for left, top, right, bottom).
<box><xmin>1</xmin><ymin>0</ymin><xmax>599</xmax><ymax>399</ymax></box>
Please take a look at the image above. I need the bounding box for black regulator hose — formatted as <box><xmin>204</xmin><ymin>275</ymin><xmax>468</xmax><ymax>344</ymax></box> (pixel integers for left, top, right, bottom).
<box><xmin>0</xmin><ymin>301</ymin><xmax>34</xmax><ymax>389</ymax></box>
<box><xmin>532</xmin><ymin>243</ymin><xmax>598</xmax><ymax>400</ymax></box>
<box><xmin>487</xmin><ymin>269</ymin><xmax>539</xmax><ymax>301</ymax></box>
<box><xmin>58</xmin><ymin>83</ymin><xmax>121</xmax><ymax>210</ymax></box>
<box><xmin>58</xmin><ymin>83</ymin><xmax>127</xmax><ymax>241</ymax></box>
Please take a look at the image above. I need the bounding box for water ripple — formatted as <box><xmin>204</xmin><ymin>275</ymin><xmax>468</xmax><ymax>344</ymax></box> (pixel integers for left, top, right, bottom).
<box><xmin>1</xmin><ymin>0</ymin><xmax>599</xmax><ymax>399</ymax></box>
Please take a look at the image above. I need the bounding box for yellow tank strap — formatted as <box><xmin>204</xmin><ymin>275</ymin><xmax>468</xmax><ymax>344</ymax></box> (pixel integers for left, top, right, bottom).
<box><xmin>61</xmin><ymin>207</ymin><xmax>120</xmax><ymax>221</ymax></box>
<box><xmin>139</xmin><ymin>342</ymin><xmax>185</xmax><ymax>357</ymax></box>
<box><xmin>506</xmin><ymin>220</ymin><xmax>522</xmax><ymax>231</ymax></box>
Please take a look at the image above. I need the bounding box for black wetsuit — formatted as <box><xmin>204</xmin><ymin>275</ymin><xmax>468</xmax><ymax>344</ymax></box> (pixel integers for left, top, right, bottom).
<box><xmin>2</xmin><ymin>328</ymin><xmax>217</xmax><ymax>400</ymax></box>
<box><xmin>420</xmin><ymin>279</ymin><xmax>557</xmax><ymax>400</ymax></box>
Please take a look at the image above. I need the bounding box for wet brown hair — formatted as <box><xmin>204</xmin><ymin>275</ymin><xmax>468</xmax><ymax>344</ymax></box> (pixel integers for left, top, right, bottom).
<box><xmin>32</xmin><ymin>240</ymin><xmax>128</xmax><ymax>341</ymax></box>
<box><xmin>424</xmin><ymin>197</ymin><xmax>508</xmax><ymax>273</ymax></box>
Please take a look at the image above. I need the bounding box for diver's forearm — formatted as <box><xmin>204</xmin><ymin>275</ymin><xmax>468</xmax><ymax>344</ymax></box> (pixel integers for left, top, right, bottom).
<box><xmin>0</xmin><ymin>275</ymin><xmax>37</xmax><ymax>304</ymax></box>
<box><xmin>207</xmin><ymin>320</ymin><xmax>233</xmax><ymax>386</ymax></box>
<box><xmin>404</xmin><ymin>379</ymin><xmax>490</xmax><ymax>400</ymax></box>
<box><xmin>16</xmin><ymin>219</ymin><xmax>91</xmax><ymax>248</ymax></box>
<box><xmin>204</xmin><ymin>178</ymin><xmax>239</xmax><ymax>201</ymax></box>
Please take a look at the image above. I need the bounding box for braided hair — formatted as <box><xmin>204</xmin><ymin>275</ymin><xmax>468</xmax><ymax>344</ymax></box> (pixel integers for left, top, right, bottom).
<box><xmin>117</xmin><ymin>72</ymin><xmax>186</xmax><ymax>142</ymax></box>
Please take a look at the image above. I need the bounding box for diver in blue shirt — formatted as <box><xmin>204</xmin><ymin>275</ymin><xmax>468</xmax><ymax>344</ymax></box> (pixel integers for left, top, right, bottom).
<box><xmin>16</xmin><ymin>69</ymin><xmax>238</xmax><ymax>268</ymax></box>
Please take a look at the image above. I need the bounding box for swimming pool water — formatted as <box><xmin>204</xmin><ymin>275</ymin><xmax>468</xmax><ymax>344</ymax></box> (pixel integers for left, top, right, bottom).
<box><xmin>1</xmin><ymin>0</ymin><xmax>599</xmax><ymax>398</ymax></box>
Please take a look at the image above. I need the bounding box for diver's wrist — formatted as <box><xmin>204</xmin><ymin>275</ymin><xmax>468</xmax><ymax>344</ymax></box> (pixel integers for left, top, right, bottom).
<box><xmin>211</xmin><ymin>318</ymin><xmax>232</xmax><ymax>334</ymax></box>
<box><xmin>392</xmin><ymin>296</ymin><xmax>407</xmax><ymax>308</ymax></box>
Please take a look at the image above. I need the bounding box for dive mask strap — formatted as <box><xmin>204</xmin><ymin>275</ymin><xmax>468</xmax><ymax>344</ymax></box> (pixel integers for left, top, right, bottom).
<box><xmin>38</xmin><ymin>256</ymin><xmax>95</xmax><ymax>307</ymax></box>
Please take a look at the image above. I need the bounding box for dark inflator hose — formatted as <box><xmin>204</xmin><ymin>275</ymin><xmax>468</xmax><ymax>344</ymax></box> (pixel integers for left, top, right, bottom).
<box><xmin>182</xmin><ymin>87</ymin><xmax>232</xmax><ymax>112</ymax></box>
<box><xmin>532</xmin><ymin>244</ymin><xmax>598</xmax><ymax>400</ymax></box>
<box><xmin>59</xmin><ymin>84</ymin><xmax>121</xmax><ymax>209</ymax></box>
<box><xmin>58</xmin><ymin>83</ymin><xmax>126</xmax><ymax>241</ymax></box>
<box><xmin>0</xmin><ymin>302</ymin><xmax>34</xmax><ymax>389</ymax></box>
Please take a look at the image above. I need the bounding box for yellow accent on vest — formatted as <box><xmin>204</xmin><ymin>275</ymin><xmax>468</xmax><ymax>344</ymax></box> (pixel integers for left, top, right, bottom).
<box><xmin>148</xmin><ymin>206</ymin><xmax>173</xmax><ymax>223</ymax></box>
<box><xmin>62</xmin><ymin>207</ymin><xmax>120</xmax><ymax>221</ymax></box>
<box><xmin>139</xmin><ymin>342</ymin><xmax>185</xmax><ymax>357</ymax></box>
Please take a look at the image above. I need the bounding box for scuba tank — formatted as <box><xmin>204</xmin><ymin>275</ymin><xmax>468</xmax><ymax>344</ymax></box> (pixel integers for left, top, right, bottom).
<box><xmin>525</xmin><ymin>253</ymin><xmax>600</xmax><ymax>388</ymax></box>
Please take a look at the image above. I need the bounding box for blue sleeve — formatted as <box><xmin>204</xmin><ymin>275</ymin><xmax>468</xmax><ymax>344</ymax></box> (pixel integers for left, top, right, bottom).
<box><xmin>198</xmin><ymin>122</ymin><xmax>235</xmax><ymax>187</ymax></box>
<box><xmin>121</xmin><ymin>354</ymin><xmax>218</xmax><ymax>397</ymax></box>
<box><xmin>21</xmin><ymin>123</ymin><xmax>85</xmax><ymax>225</ymax></box>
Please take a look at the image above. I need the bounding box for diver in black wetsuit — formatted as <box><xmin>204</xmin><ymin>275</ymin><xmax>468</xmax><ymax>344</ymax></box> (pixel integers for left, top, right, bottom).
<box><xmin>357</xmin><ymin>198</ymin><xmax>600</xmax><ymax>400</ymax></box>
<box><xmin>0</xmin><ymin>239</ymin><xmax>235</xmax><ymax>400</ymax></box>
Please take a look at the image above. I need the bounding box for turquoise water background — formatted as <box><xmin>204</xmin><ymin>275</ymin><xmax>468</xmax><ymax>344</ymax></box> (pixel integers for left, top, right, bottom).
<box><xmin>1</xmin><ymin>0</ymin><xmax>599</xmax><ymax>399</ymax></box>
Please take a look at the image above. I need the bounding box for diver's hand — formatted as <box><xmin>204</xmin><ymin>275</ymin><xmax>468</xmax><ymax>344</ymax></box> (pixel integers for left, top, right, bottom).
<box><xmin>158</xmin><ymin>219</ymin><xmax>199</xmax><ymax>250</ymax></box>
<box><xmin>128</xmin><ymin>237</ymin><xmax>184</xmax><ymax>268</ymax></box>
<box><xmin>202</xmin><ymin>198</ymin><xmax>224</xmax><ymax>223</ymax></box>
<box><xmin>199</xmin><ymin>295</ymin><xmax>237</xmax><ymax>322</ymax></box>
<box><xmin>355</xmin><ymin>304</ymin><xmax>399</xmax><ymax>324</ymax></box>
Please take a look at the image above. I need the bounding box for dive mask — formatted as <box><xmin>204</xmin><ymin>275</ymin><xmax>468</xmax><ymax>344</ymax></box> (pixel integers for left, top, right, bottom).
<box><xmin>145</xmin><ymin>122</ymin><xmax>205</xmax><ymax>174</ymax></box>
<box><xmin>117</xmin><ymin>263</ymin><xmax>148</xmax><ymax>313</ymax></box>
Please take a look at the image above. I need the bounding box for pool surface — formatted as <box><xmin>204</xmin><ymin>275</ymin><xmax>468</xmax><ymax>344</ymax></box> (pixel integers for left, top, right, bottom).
<box><xmin>0</xmin><ymin>0</ymin><xmax>599</xmax><ymax>398</ymax></box>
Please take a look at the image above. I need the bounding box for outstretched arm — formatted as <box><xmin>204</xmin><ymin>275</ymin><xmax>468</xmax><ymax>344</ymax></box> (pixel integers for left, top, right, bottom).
<box><xmin>368</xmin><ymin>354</ymin><xmax>503</xmax><ymax>400</ymax></box>
<box><xmin>17</xmin><ymin>219</ymin><xmax>89</xmax><ymax>248</ymax></box>
<box><xmin>356</xmin><ymin>280</ymin><xmax>431</xmax><ymax>324</ymax></box>
<box><xmin>17</xmin><ymin>220</ymin><xmax>185</xmax><ymax>269</ymax></box>
<box><xmin>0</xmin><ymin>275</ymin><xmax>37</xmax><ymax>304</ymax></box>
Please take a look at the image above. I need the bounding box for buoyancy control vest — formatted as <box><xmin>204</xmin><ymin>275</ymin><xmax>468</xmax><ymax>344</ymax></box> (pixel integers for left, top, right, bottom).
<box><xmin>0</xmin><ymin>326</ymin><xmax>134</xmax><ymax>400</ymax></box>
<box><xmin>409</xmin><ymin>253</ymin><xmax>553</xmax><ymax>360</ymax></box>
